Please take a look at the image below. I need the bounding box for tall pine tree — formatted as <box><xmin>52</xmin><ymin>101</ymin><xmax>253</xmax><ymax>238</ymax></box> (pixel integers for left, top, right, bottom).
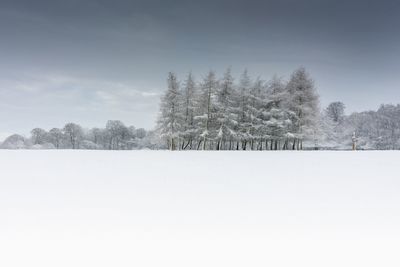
<box><xmin>286</xmin><ymin>67</ymin><xmax>319</xmax><ymax>149</ymax></box>
<box><xmin>196</xmin><ymin>71</ymin><xmax>218</xmax><ymax>150</ymax></box>
<box><xmin>216</xmin><ymin>68</ymin><xmax>239</xmax><ymax>150</ymax></box>
<box><xmin>180</xmin><ymin>72</ymin><xmax>197</xmax><ymax>149</ymax></box>
<box><xmin>157</xmin><ymin>72</ymin><xmax>183</xmax><ymax>150</ymax></box>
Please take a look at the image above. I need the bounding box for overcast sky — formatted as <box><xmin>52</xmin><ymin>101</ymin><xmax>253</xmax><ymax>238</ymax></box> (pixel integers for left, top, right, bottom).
<box><xmin>1</xmin><ymin>0</ymin><xmax>400</xmax><ymax>138</ymax></box>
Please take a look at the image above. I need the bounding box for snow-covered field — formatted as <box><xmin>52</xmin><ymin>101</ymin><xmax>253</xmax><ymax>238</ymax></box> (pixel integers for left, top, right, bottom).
<box><xmin>1</xmin><ymin>150</ymin><xmax>400</xmax><ymax>267</ymax></box>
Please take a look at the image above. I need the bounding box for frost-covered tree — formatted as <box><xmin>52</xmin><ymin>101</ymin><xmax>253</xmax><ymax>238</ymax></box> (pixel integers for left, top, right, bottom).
<box><xmin>135</xmin><ymin>128</ymin><xmax>147</xmax><ymax>139</ymax></box>
<box><xmin>286</xmin><ymin>67</ymin><xmax>320</xmax><ymax>149</ymax></box>
<box><xmin>247</xmin><ymin>77</ymin><xmax>266</xmax><ymax>150</ymax></box>
<box><xmin>31</xmin><ymin>128</ymin><xmax>48</xmax><ymax>145</ymax></box>
<box><xmin>196</xmin><ymin>70</ymin><xmax>219</xmax><ymax>150</ymax></box>
<box><xmin>236</xmin><ymin>69</ymin><xmax>252</xmax><ymax>149</ymax></box>
<box><xmin>105</xmin><ymin>120</ymin><xmax>130</xmax><ymax>150</ymax></box>
<box><xmin>215</xmin><ymin>68</ymin><xmax>238</xmax><ymax>150</ymax></box>
<box><xmin>63</xmin><ymin>123</ymin><xmax>83</xmax><ymax>149</ymax></box>
<box><xmin>263</xmin><ymin>76</ymin><xmax>295</xmax><ymax>150</ymax></box>
<box><xmin>376</xmin><ymin>104</ymin><xmax>400</xmax><ymax>149</ymax></box>
<box><xmin>326</xmin><ymin>102</ymin><xmax>345</xmax><ymax>123</ymax></box>
<box><xmin>88</xmin><ymin>127</ymin><xmax>104</xmax><ymax>147</ymax></box>
<box><xmin>180</xmin><ymin>72</ymin><xmax>197</xmax><ymax>149</ymax></box>
<box><xmin>320</xmin><ymin>102</ymin><xmax>346</xmax><ymax>149</ymax></box>
<box><xmin>343</xmin><ymin>111</ymin><xmax>377</xmax><ymax>149</ymax></box>
<box><xmin>49</xmin><ymin>128</ymin><xmax>64</xmax><ymax>149</ymax></box>
<box><xmin>157</xmin><ymin>72</ymin><xmax>183</xmax><ymax>150</ymax></box>
<box><xmin>0</xmin><ymin>134</ymin><xmax>29</xmax><ymax>149</ymax></box>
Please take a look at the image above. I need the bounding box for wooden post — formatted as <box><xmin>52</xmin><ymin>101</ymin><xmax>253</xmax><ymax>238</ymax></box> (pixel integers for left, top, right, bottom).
<box><xmin>352</xmin><ymin>132</ymin><xmax>357</xmax><ymax>151</ymax></box>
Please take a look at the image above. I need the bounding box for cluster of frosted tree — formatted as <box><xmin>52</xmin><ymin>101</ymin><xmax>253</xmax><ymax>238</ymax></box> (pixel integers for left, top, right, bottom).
<box><xmin>0</xmin><ymin>121</ymin><xmax>161</xmax><ymax>150</ymax></box>
<box><xmin>157</xmin><ymin>67</ymin><xmax>320</xmax><ymax>150</ymax></box>
<box><xmin>321</xmin><ymin>103</ymin><xmax>400</xmax><ymax>150</ymax></box>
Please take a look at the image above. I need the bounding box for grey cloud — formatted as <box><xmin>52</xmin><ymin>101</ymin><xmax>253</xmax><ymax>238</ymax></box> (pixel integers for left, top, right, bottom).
<box><xmin>1</xmin><ymin>0</ymin><xmax>400</xmax><ymax>136</ymax></box>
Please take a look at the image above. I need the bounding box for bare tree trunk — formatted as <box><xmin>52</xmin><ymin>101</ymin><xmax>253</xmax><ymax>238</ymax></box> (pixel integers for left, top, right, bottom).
<box><xmin>183</xmin><ymin>139</ymin><xmax>191</xmax><ymax>150</ymax></box>
<box><xmin>283</xmin><ymin>139</ymin><xmax>289</xmax><ymax>150</ymax></box>
<box><xmin>181</xmin><ymin>139</ymin><xmax>185</xmax><ymax>150</ymax></box>
<box><xmin>171</xmin><ymin>137</ymin><xmax>176</xmax><ymax>151</ymax></box>
<box><xmin>197</xmin><ymin>140</ymin><xmax>202</xmax><ymax>150</ymax></box>
<box><xmin>242</xmin><ymin>140</ymin><xmax>247</xmax><ymax>150</ymax></box>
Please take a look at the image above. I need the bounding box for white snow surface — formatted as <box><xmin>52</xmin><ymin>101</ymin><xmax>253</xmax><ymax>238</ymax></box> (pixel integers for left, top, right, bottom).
<box><xmin>1</xmin><ymin>150</ymin><xmax>400</xmax><ymax>267</ymax></box>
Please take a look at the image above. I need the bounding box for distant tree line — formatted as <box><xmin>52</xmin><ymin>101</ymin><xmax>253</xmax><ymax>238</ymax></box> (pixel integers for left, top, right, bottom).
<box><xmin>157</xmin><ymin>67</ymin><xmax>320</xmax><ymax>150</ymax></box>
<box><xmin>321</xmin><ymin>103</ymin><xmax>400</xmax><ymax>150</ymax></box>
<box><xmin>0</xmin><ymin>121</ymin><xmax>161</xmax><ymax>150</ymax></box>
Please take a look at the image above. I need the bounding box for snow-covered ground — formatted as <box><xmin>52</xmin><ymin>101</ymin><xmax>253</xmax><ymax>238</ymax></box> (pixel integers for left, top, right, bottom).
<box><xmin>1</xmin><ymin>150</ymin><xmax>400</xmax><ymax>267</ymax></box>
